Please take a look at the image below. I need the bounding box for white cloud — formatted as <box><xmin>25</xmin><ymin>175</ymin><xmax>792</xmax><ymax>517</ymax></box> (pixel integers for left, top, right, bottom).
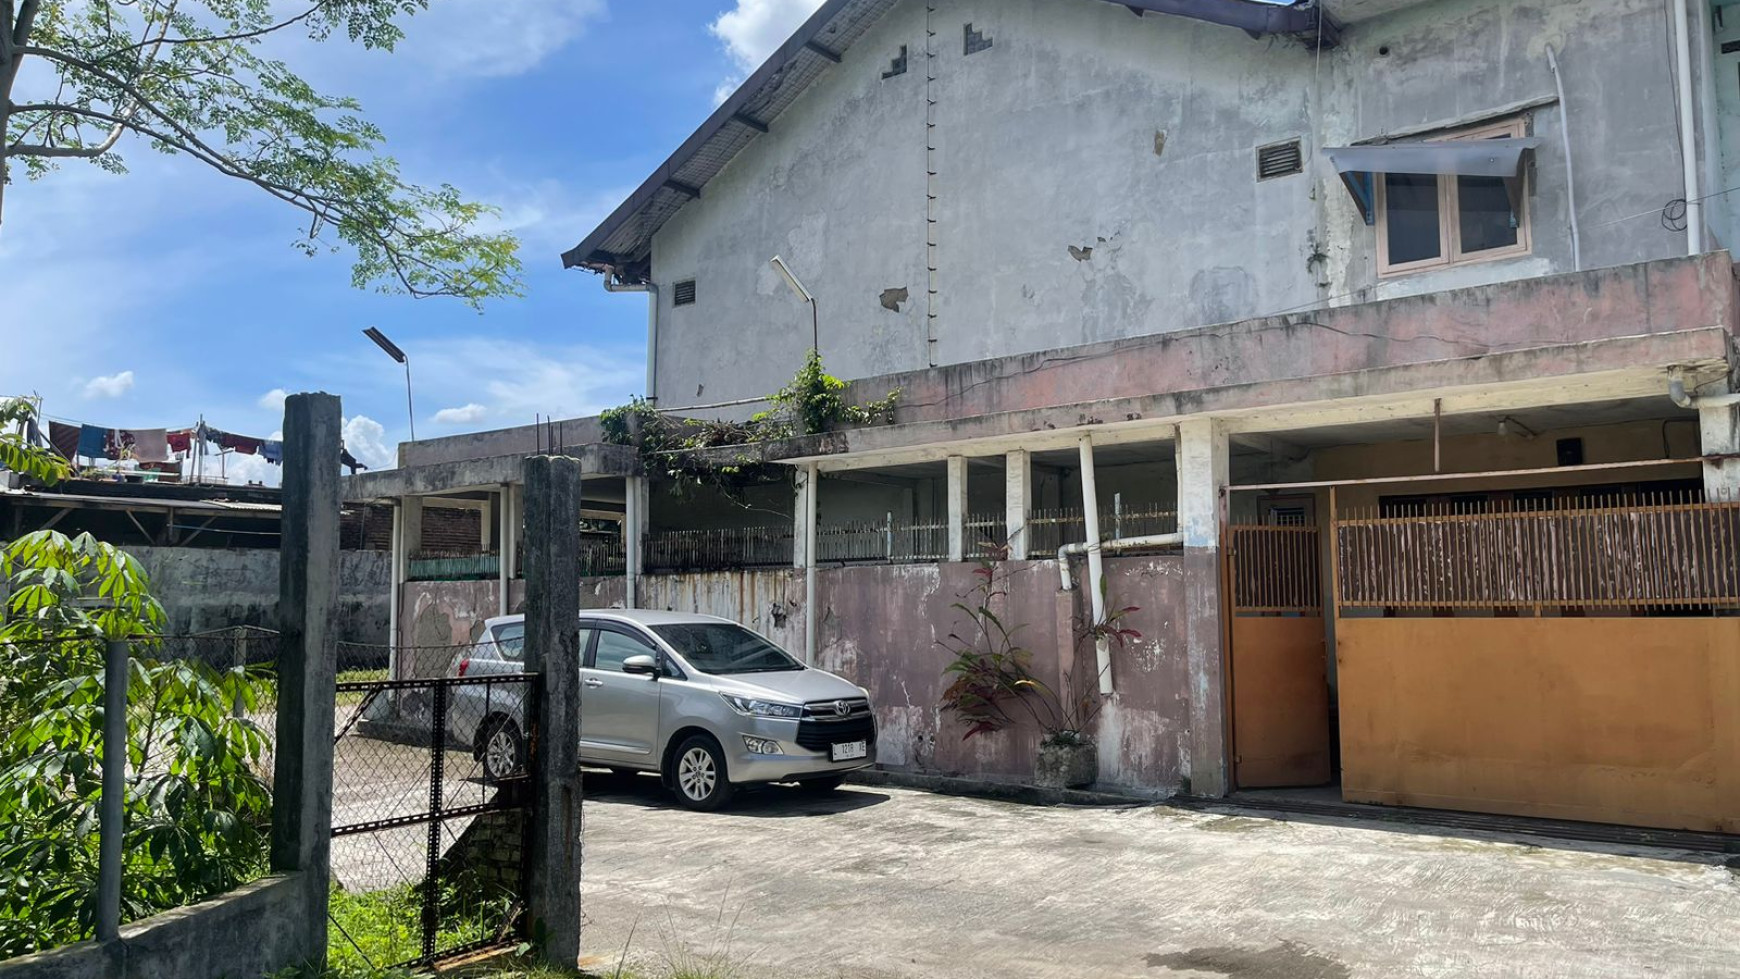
<box><xmin>82</xmin><ymin>370</ymin><xmax>135</xmax><ymax>399</ymax></box>
<box><xmin>394</xmin><ymin>0</ymin><xmax>608</xmax><ymax>79</ymax></box>
<box><xmin>343</xmin><ymin>415</ymin><xmax>395</xmax><ymax>471</ymax></box>
<box><xmin>710</xmin><ymin>0</ymin><xmax>825</xmax><ymax>102</ymax></box>
<box><xmin>433</xmin><ymin>403</ymin><xmax>488</xmax><ymax>425</ymax></box>
<box><xmin>258</xmin><ymin>388</ymin><xmax>289</xmax><ymax>411</ymax></box>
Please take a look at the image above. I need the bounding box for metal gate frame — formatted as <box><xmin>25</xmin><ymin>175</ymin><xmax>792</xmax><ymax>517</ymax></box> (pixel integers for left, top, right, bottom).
<box><xmin>331</xmin><ymin>672</ymin><xmax>539</xmax><ymax>967</ymax></box>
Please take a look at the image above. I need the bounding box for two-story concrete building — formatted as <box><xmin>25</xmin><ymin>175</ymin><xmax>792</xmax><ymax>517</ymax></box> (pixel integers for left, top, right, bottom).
<box><xmin>350</xmin><ymin>0</ymin><xmax>1740</xmax><ymax>832</ymax></box>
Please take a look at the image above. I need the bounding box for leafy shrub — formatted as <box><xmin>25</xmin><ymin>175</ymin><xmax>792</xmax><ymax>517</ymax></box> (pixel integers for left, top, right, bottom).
<box><xmin>0</xmin><ymin>531</ymin><xmax>274</xmax><ymax>958</ymax></box>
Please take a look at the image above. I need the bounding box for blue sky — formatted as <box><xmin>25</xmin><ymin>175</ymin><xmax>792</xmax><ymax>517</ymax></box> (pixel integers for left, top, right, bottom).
<box><xmin>0</xmin><ymin>0</ymin><xmax>828</xmax><ymax>483</ymax></box>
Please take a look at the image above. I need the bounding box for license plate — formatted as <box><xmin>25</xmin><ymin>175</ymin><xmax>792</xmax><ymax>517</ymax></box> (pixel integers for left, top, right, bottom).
<box><xmin>830</xmin><ymin>740</ymin><xmax>868</xmax><ymax>762</ymax></box>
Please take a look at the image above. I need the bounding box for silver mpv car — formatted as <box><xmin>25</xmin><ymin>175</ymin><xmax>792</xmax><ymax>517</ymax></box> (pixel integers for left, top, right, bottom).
<box><xmin>449</xmin><ymin>610</ymin><xmax>875</xmax><ymax>810</ymax></box>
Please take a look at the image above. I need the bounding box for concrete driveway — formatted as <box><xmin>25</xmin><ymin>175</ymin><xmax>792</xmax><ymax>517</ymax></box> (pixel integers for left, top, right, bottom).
<box><xmin>578</xmin><ymin>776</ymin><xmax>1740</xmax><ymax>979</ymax></box>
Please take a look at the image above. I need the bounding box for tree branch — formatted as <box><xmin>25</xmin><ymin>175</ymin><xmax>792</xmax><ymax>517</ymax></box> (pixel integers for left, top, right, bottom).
<box><xmin>98</xmin><ymin>0</ymin><xmax>338</xmax><ymax>59</ymax></box>
<box><xmin>6</xmin><ymin>141</ymin><xmax>108</xmax><ymax>158</ymax></box>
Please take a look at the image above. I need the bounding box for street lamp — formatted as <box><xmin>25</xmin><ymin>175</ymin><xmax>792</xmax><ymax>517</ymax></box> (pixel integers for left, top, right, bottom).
<box><xmin>769</xmin><ymin>255</ymin><xmax>818</xmax><ymax>353</ymax></box>
<box><xmin>363</xmin><ymin>326</ymin><xmax>416</xmax><ymax>443</ymax></box>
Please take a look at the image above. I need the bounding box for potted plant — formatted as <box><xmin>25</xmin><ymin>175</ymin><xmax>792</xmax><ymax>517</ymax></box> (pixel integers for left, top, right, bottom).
<box><xmin>938</xmin><ymin>550</ymin><xmax>1141</xmax><ymax>790</ymax></box>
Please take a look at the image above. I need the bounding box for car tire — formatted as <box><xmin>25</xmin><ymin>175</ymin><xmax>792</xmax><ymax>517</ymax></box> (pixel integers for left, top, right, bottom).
<box><xmin>671</xmin><ymin>734</ymin><xmax>734</xmax><ymax>811</ymax></box>
<box><xmin>478</xmin><ymin>717</ymin><xmax>524</xmax><ymax>783</ymax></box>
<box><xmin>796</xmin><ymin>775</ymin><xmax>848</xmax><ymax>794</ymax></box>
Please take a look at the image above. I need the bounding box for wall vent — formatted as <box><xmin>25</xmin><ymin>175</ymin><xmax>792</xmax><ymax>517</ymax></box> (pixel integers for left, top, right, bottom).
<box><xmin>883</xmin><ymin>45</ymin><xmax>908</xmax><ymax>79</ymax></box>
<box><xmin>673</xmin><ymin>279</ymin><xmax>697</xmax><ymax>306</ymax></box>
<box><xmin>964</xmin><ymin>23</ymin><xmax>993</xmax><ymax>55</ymax></box>
<box><xmin>1256</xmin><ymin>139</ymin><xmax>1304</xmax><ymax>180</ymax></box>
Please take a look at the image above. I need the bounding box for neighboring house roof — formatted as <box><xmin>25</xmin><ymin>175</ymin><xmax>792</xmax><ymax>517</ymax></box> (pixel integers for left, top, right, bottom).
<box><xmin>561</xmin><ymin>0</ymin><xmax>1337</xmax><ymax>281</ymax></box>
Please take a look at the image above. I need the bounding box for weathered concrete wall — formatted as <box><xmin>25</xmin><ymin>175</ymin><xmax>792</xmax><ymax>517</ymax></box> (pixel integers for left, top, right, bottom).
<box><xmin>398</xmin><ymin>555</ymin><xmax>1203</xmax><ymax>793</ymax></box>
<box><xmin>0</xmin><ymin>874</ymin><xmax>310</xmax><ymax>979</ymax></box>
<box><xmin>131</xmin><ymin>547</ymin><xmax>389</xmax><ymax>646</ymax></box>
<box><xmin>648</xmin><ymin>0</ymin><xmax>1699</xmax><ymax>410</ymax></box>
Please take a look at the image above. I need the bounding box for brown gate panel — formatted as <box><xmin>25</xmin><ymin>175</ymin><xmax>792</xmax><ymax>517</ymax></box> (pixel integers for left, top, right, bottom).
<box><xmin>1231</xmin><ymin>616</ymin><xmax>1331</xmax><ymax>788</ymax></box>
<box><xmin>1337</xmin><ymin>617</ymin><xmax>1740</xmax><ymax>833</ymax></box>
<box><xmin>1227</xmin><ymin>525</ymin><xmax>1331</xmax><ymax>790</ymax></box>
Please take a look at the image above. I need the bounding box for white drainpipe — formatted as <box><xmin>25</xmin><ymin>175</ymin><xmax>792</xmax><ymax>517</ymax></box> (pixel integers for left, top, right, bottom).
<box><xmin>1672</xmin><ymin>0</ymin><xmax>1703</xmax><ymax>255</ymax></box>
<box><xmin>603</xmin><ymin>274</ymin><xmax>661</xmax><ymax>404</ymax></box>
<box><xmin>1670</xmin><ymin>368</ymin><xmax>1740</xmax><ymax>408</ymax></box>
<box><xmin>1075</xmin><ymin>436</ymin><xmax>1114</xmax><ymax>695</ymax></box>
<box><xmin>804</xmin><ymin>462</ymin><xmax>820</xmax><ymax>665</ymax></box>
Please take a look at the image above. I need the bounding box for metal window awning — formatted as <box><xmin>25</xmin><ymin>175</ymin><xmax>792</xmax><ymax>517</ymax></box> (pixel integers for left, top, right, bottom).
<box><xmin>1323</xmin><ymin>137</ymin><xmax>1543</xmax><ymax>226</ymax></box>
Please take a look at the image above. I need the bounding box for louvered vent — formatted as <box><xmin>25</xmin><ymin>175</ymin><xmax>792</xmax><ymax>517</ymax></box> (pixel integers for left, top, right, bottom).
<box><xmin>1256</xmin><ymin>140</ymin><xmax>1303</xmax><ymax>180</ymax></box>
<box><xmin>673</xmin><ymin>280</ymin><xmax>697</xmax><ymax>306</ymax></box>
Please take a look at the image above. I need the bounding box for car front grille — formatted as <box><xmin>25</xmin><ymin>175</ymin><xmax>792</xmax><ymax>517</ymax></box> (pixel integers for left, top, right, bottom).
<box><xmin>795</xmin><ymin>698</ymin><xmax>876</xmax><ymax>751</ymax></box>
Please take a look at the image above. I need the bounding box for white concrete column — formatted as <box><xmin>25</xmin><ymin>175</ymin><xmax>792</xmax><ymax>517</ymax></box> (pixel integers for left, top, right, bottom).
<box><xmin>506</xmin><ymin>483</ymin><xmax>522</xmax><ymax>579</ymax></box>
<box><xmin>1700</xmin><ymin>404</ymin><xmax>1740</xmax><ymax>501</ymax></box>
<box><xmin>1005</xmin><ymin>449</ymin><xmax>1031</xmax><ymax>558</ymax></box>
<box><xmin>792</xmin><ymin>467</ymin><xmax>814</xmax><ymax>569</ymax></box>
<box><xmin>392</xmin><ymin>496</ymin><xmax>423</xmax><ymax>669</ymax></box>
<box><xmin>479</xmin><ymin>495</ymin><xmax>494</xmax><ymax>553</ymax></box>
<box><xmin>496</xmin><ymin>484</ymin><xmax>511</xmax><ymax>616</ymax></box>
<box><xmin>946</xmin><ymin>455</ymin><xmax>968</xmax><ymax>562</ymax></box>
<box><xmin>1174</xmin><ymin>416</ymin><xmax>1231</xmax><ymax>798</ymax></box>
<box><xmin>1176</xmin><ymin>419</ymin><xmax>1229</xmax><ymax>548</ymax></box>
<box><xmin>625</xmin><ymin>475</ymin><xmax>649</xmax><ymax>609</ymax></box>
<box><xmin>388</xmin><ymin>500</ymin><xmax>403</xmax><ymax>678</ymax></box>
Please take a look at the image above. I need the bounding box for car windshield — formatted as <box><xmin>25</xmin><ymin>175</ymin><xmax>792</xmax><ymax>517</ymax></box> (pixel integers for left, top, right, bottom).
<box><xmin>493</xmin><ymin>622</ymin><xmax>525</xmax><ymax>659</ymax></box>
<box><xmin>652</xmin><ymin>623</ymin><xmax>802</xmax><ymax>675</ymax></box>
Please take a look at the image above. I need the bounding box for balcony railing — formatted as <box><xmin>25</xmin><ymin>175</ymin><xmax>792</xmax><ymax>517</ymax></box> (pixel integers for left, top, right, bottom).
<box><xmin>407</xmin><ymin>551</ymin><xmax>500</xmax><ymax>581</ymax></box>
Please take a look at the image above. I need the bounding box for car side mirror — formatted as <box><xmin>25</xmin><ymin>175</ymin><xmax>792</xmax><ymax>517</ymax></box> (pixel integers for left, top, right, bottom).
<box><xmin>622</xmin><ymin>654</ymin><xmax>659</xmax><ymax>678</ymax></box>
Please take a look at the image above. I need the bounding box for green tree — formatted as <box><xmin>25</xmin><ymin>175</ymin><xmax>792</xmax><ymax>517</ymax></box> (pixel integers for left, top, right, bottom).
<box><xmin>0</xmin><ymin>0</ymin><xmax>520</xmax><ymax>305</ymax></box>
<box><xmin>0</xmin><ymin>410</ymin><xmax>274</xmax><ymax>957</ymax></box>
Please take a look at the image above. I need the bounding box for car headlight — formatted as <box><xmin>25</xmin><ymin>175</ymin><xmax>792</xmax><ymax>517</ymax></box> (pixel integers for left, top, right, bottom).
<box><xmin>721</xmin><ymin>694</ymin><xmax>802</xmax><ymax>718</ymax></box>
<box><xmin>742</xmin><ymin>736</ymin><xmax>782</xmax><ymax>755</ymax></box>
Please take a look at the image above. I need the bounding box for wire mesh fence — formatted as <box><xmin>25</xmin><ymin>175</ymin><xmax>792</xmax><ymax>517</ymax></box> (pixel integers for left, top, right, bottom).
<box><xmin>328</xmin><ymin>642</ymin><xmax>535</xmax><ymax>969</ymax></box>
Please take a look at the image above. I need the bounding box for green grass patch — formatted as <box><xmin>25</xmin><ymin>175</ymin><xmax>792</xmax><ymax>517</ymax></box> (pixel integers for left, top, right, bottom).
<box><xmin>336</xmin><ymin>668</ymin><xmax>389</xmax><ymax>706</ymax></box>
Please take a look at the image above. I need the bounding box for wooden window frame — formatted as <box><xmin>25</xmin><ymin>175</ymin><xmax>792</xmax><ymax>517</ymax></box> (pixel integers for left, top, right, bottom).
<box><xmin>1375</xmin><ymin>117</ymin><xmax>1532</xmax><ymax>278</ymax></box>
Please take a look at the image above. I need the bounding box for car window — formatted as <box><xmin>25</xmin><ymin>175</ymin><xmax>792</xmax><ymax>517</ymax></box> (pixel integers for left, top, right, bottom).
<box><xmin>592</xmin><ymin>629</ymin><xmax>656</xmax><ymax>673</ymax></box>
<box><xmin>651</xmin><ymin>623</ymin><xmax>802</xmax><ymax>675</ymax></box>
<box><xmin>492</xmin><ymin>622</ymin><xmax>525</xmax><ymax>661</ymax></box>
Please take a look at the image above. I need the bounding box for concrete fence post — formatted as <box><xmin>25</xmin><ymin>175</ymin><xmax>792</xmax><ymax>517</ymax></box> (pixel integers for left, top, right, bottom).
<box><xmin>270</xmin><ymin>392</ymin><xmax>342</xmax><ymax>965</ymax></box>
<box><xmin>521</xmin><ymin>455</ymin><xmax>584</xmax><ymax>968</ymax></box>
<box><xmin>96</xmin><ymin>638</ymin><xmax>128</xmax><ymax>943</ymax></box>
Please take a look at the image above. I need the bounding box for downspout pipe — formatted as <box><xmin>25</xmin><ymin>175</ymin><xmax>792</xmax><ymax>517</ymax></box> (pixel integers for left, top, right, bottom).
<box><xmin>603</xmin><ymin>273</ymin><xmax>661</xmax><ymax>404</ymax></box>
<box><xmin>1670</xmin><ymin>368</ymin><xmax>1740</xmax><ymax>409</ymax></box>
<box><xmin>804</xmin><ymin>463</ymin><xmax>819</xmax><ymax>665</ymax></box>
<box><xmin>1545</xmin><ymin>45</ymin><xmax>1581</xmax><ymax>272</ymax></box>
<box><xmin>1076</xmin><ymin>436</ymin><xmax>1113</xmax><ymax>695</ymax></box>
<box><xmin>1058</xmin><ymin>534</ymin><xmax>1186</xmax><ymax>592</ymax></box>
<box><xmin>1672</xmin><ymin>0</ymin><xmax>1704</xmax><ymax>255</ymax></box>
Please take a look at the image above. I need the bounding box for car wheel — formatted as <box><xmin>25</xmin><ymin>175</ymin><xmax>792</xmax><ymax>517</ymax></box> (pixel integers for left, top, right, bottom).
<box><xmin>671</xmin><ymin>734</ymin><xmax>734</xmax><ymax>811</ymax></box>
<box><xmin>478</xmin><ymin>718</ymin><xmax>524</xmax><ymax>782</ymax></box>
<box><xmin>796</xmin><ymin>775</ymin><xmax>848</xmax><ymax>794</ymax></box>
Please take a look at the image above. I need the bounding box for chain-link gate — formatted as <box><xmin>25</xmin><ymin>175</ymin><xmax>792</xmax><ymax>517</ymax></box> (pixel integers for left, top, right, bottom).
<box><xmin>328</xmin><ymin>643</ymin><xmax>538</xmax><ymax>970</ymax></box>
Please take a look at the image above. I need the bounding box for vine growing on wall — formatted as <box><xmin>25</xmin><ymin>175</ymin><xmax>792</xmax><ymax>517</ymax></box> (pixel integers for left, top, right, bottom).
<box><xmin>600</xmin><ymin>350</ymin><xmax>900</xmax><ymax>497</ymax></box>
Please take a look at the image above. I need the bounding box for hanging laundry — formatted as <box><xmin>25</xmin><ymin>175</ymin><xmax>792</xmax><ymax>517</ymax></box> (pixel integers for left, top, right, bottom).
<box><xmin>138</xmin><ymin>460</ymin><xmax>182</xmax><ymax>478</ymax></box>
<box><xmin>261</xmin><ymin>440</ymin><xmax>283</xmax><ymax>465</ymax></box>
<box><xmin>77</xmin><ymin>424</ymin><xmax>108</xmax><ymax>459</ymax></box>
<box><xmin>166</xmin><ymin>429</ymin><xmax>194</xmax><ymax>454</ymax></box>
<box><xmin>212</xmin><ymin>429</ymin><xmax>264</xmax><ymax>455</ymax></box>
<box><xmin>48</xmin><ymin>422</ymin><xmax>82</xmax><ymax>460</ymax></box>
<box><xmin>119</xmin><ymin>429</ymin><xmax>170</xmax><ymax>463</ymax></box>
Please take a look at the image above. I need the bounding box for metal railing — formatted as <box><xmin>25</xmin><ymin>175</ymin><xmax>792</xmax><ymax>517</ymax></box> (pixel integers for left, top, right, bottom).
<box><xmin>409</xmin><ymin>550</ymin><xmax>501</xmax><ymax>581</ymax></box>
<box><xmin>1022</xmin><ymin>500</ymin><xmax>1179</xmax><ymax>558</ymax></box>
<box><xmin>1335</xmin><ymin>493</ymin><xmax>1740</xmax><ymax>611</ymax></box>
<box><xmin>1230</xmin><ymin>525</ymin><xmax>1321</xmax><ymax>614</ymax></box>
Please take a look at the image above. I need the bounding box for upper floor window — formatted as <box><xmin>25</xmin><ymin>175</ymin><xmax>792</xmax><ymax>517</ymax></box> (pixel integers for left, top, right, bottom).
<box><xmin>1377</xmin><ymin>118</ymin><xmax>1532</xmax><ymax>276</ymax></box>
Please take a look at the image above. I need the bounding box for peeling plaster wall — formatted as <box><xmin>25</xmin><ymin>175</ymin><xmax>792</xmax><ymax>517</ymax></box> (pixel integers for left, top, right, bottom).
<box><xmin>131</xmin><ymin>547</ymin><xmax>389</xmax><ymax>645</ymax></box>
<box><xmin>649</xmin><ymin>0</ymin><xmax>1696</xmax><ymax>411</ymax></box>
<box><xmin>396</xmin><ymin>556</ymin><xmax>1197</xmax><ymax>791</ymax></box>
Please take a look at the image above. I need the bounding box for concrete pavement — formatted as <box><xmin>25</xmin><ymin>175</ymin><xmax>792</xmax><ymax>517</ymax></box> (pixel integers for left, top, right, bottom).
<box><xmin>577</xmin><ymin>776</ymin><xmax>1740</xmax><ymax>979</ymax></box>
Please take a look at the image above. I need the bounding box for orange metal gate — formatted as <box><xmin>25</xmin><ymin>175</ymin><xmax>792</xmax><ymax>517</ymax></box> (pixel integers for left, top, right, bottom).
<box><xmin>1329</xmin><ymin>494</ymin><xmax>1740</xmax><ymax>832</ymax></box>
<box><xmin>1227</xmin><ymin>525</ymin><xmax>1332</xmax><ymax>789</ymax></box>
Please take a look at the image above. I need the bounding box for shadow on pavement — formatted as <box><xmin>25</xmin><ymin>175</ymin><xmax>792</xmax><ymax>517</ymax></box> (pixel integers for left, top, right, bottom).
<box><xmin>581</xmin><ymin>767</ymin><xmax>891</xmax><ymax>817</ymax></box>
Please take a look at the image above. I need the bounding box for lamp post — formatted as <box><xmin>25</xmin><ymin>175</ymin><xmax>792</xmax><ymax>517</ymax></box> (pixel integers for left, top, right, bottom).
<box><xmin>363</xmin><ymin>326</ymin><xmax>415</xmax><ymax>443</ymax></box>
<box><xmin>769</xmin><ymin>255</ymin><xmax>818</xmax><ymax>353</ymax></box>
